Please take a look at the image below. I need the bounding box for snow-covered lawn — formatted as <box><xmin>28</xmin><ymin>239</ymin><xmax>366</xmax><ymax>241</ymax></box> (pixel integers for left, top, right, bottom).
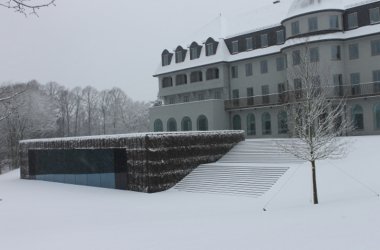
<box><xmin>1</xmin><ymin>136</ymin><xmax>380</xmax><ymax>250</ymax></box>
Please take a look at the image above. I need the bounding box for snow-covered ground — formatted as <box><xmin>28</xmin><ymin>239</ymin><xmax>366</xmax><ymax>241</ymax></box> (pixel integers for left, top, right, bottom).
<box><xmin>1</xmin><ymin>136</ymin><xmax>380</xmax><ymax>250</ymax></box>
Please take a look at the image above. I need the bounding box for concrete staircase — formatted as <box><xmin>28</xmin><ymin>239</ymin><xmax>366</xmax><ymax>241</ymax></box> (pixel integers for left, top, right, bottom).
<box><xmin>174</xmin><ymin>139</ymin><xmax>305</xmax><ymax>197</ymax></box>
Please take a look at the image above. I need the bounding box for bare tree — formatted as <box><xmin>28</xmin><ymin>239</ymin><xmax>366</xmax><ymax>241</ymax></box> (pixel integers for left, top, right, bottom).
<box><xmin>99</xmin><ymin>90</ymin><xmax>111</xmax><ymax>135</ymax></box>
<box><xmin>279</xmin><ymin>46</ymin><xmax>354</xmax><ymax>205</ymax></box>
<box><xmin>82</xmin><ymin>86</ymin><xmax>98</xmax><ymax>136</ymax></box>
<box><xmin>0</xmin><ymin>0</ymin><xmax>55</xmax><ymax>15</ymax></box>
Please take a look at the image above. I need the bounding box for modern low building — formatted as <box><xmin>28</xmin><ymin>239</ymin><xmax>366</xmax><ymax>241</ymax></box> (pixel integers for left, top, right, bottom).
<box><xmin>150</xmin><ymin>0</ymin><xmax>380</xmax><ymax>137</ymax></box>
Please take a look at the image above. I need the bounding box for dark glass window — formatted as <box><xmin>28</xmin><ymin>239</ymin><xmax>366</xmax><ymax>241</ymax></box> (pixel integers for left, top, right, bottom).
<box><xmin>232</xmin><ymin>115</ymin><xmax>242</xmax><ymax>130</ymax></box>
<box><xmin>278</xmin><ymin>111</ymin><xmax>288</xmax><ymax>134</ymax></box>
<box><xmin>245</xmin><ymin>63</ymin><xmax>253</xmax><ymax>76</ymax></box>
<box><xmin>308</xmin><ymin>17</ymin><xmax>318</xmax><ymax>32</ymax></box>
<box><xmin>231</xmin><ymin>66</ymin><xmax>238</xmax><ymax>78</ymax></box>
<box><xmin>260</xmin><ymin>60</ymin><xmax>268</xmax><ymax>74</ymax></box>
<box><xmin>352</xmin><ymin>105</ymin><xmax>364</xmax><ymax>130</ymax></box>
<box><xmin>197</xmin><ymin>115</ymin><xmax>208</xmax><ymax>131</ymax></box>
<box><xmin>162</xmin><ymin>77</ymin><xmax>173</xmax><ymax>88</ymax></box>
<box><xmin>262</xmin><ymin>85</ymin><xmax>269</xmax><ymax>104</ymax></box>
<box><xmin>349</xmin><ymin>44</ymin><xmax>359</xmax><ymax>60</ymax></box>
<box><xmin>190</xmin><ymin>71</ymin><xmax>203</xmax><ymax>83</ymax></box>
<box><xmin>276</xmin><ymin>30</ymin><xmax>285</xmax><ymax>44</ymax></box>
<box><xmin>247</xmin><ymin>114</ymin><xmax>256</xmax><ymax>136</ymax></box>
<box><xmin>181</xmin><ymin>117</ymin><xmax>192</xmax><ymax>131</ymax></box>
<box><xmin>371</xmin><ymin>40</ymin><xmax>380</xmax><ymax>56</ymax></box>
<box><xmin>329</xmin><ymin>15</ymin><xmax>339</xmax><ymax>29</ymax></box>
<box><xmin>232</xmin><ymin>40</ymin><xmax>239</xmax><ymax>54</ymax></box>
<box><xmin>246</xmin><ymin>37</ymin><xmax>254</xmax><ymax>50</ymax></box>
<box><xmin>167</xmin><ymin>118</ymin><xmax>177</xmax><ymax>131</ymax></box>
<box><xmin>370</xmin><ymin>7</ymin><xmax>380</xmax><ymax>24</ymax></box>
<box><xmin>175</xmin><ymin>74</ymin><xmax>187</xmax><ymax>85</ymax></box>
<box><xmin>261</xmin><ymin>34</ymin><xmax>268</xmax><ymax>48</ymax></box>
<box><xmin>351</xmin><ymin>73</ymin><xmax>361</xmax><ymax>95</ymax></box>
<box><xmin>331</xmin><ymin>45</ymin><xmax>341</xmax><ymax>60</ymax></box>
<box><xmin>154</xmin><ymin>119</ymin><xmax>163</xmax><ymax>132</ymax></box>
<box><xmin>348</xmin><ymin>12</ymin><xmax>358</xmax><ymax>29</ymax></box>
<box><xmin>292</xmin><ymin>50</ymin><xmax>301</xmax><ymax>65</ymax></box>
<box><xmin>276</xmin><ymin>57</ymin><xmax>285</xmax><ymax>71</ymax></box>
<box><xmin>262</xmin><ymin>112</ymin><xmax>272</xmax><ymax>135</ymax></box>
<box><xmin>291</xmin><ymin>21</ymin><xmax>300</xmax><ymax>36</ymax></box>
<box><xmin>310</xmin><ymin>47</ymin><xmax>319</xmax><ymax>62</ymax></box>
<box><xmin>206</xmin><ymin>68</ymin><xmax>219</xmax><ymax>80</ymax></box>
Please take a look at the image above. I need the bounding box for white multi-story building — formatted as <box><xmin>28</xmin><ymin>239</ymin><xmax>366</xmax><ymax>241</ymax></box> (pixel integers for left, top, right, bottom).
<box><xmin>150</xmin><ymin>0</ymin><xmax>380</xmax><ymax>137</ymax></box>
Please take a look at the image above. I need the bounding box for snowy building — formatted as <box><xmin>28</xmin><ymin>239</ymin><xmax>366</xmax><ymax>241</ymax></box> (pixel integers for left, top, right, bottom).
<box><xmin>150</xmin><ymin>0</ymin><xmax>380</xmax><ymax>137</ymax></box>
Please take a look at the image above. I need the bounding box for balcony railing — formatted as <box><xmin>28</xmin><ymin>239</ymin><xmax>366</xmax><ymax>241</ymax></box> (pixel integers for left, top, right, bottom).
<box><xmin>225</xmin><ymin>82</ymin><xmax>380</xmax><ymax>110</ymax></box>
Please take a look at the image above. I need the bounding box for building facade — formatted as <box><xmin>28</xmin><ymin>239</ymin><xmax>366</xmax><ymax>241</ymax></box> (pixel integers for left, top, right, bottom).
<box><xmin>150</xmin><ymin>0</ymin><xmax>380</xmax><ymax>137</ymax></box>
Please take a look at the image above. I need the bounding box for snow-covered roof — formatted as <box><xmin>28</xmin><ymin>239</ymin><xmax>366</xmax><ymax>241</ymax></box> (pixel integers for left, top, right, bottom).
<box><xmin>155</xmin><ymin>0</ymin><xmax>380</xmax><ymax>76</ymax></box>
<box><xmin>287</xmin><ymin>0</ymin><xmax>380</xmax><ymax>18</ymax></box>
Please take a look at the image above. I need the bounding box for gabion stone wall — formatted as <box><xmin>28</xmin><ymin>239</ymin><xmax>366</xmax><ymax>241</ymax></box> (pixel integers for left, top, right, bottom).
<box><xmin>20</xmin><ymin>131</ymin><xmax>244</xmax><ymax>193</ymax></box>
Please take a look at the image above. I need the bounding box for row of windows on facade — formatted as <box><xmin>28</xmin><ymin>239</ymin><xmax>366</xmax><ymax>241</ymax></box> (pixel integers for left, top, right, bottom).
<box><xmin>153</xmin><ymin>115</ymin><xmax>209</xmax><ymax>132</ymax></box>
<box><xmin>161</xmin><ymin>7</ymin><xmax>380</xmax><ymax>67</ymax></box>
<box><xmin>162</xmin><ymin>67</ymin><xmax>219</xmax><ymax>88</ymax></box>
<box><xmin>155</xmin><ymin>103</ymin><xmax>380</xmax><ymax>135</ymax></box>
<box><xmin>166</xmin><ymin>90</ymin><xmax>223</xmax><ymax>105</ymax></box>
<box><xmin>290</xmin><ymin>7</ymin><xmax>380</xmax><ymax>37</ymax></box>
<box><xmin>229</xmin><ymin>39</ymin><xmax>380</xmax><ymax>79</ymax></box>
<box><xmin>231</xmin><ymin>70</ymin><xmax>380</xmax><ymax>101</ymax></box>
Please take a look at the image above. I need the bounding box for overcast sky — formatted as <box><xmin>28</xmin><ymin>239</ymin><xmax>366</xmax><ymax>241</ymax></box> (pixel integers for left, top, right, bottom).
<box><xmin>0</xmin><ymin>0</ymin><xmax>275</xmax><ymax>101</ymax></box>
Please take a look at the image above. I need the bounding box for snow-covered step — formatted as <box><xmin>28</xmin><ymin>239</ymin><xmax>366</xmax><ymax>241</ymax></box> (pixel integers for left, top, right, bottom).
<box><xmin>174</xmin><ymin>138</ymin><xmax>306</xmax><ymax>197</ymax></box>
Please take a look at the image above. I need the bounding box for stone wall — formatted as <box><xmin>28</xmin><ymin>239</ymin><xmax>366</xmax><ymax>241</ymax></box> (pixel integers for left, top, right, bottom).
<box><xmin>20</xmin><ymin>131</ymin><xmax>244</xmax><ymax>193</ymax></box>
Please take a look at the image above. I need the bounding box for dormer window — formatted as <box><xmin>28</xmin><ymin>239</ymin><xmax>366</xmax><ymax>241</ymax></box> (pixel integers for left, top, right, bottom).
<box><xmin>206</xmin><ymin>43</ymin><xmax>214</xmax><ymax>56</ymax></box>
<box><xmin>161</xmin><ymin>50</ymin><xmax>173</xmax><ymax>66</ymax></box>
<box><xmin>189</xmin><ymin>42</ymin><xmax>202</xmax><ymax>60</ymax></box>
<box><xmin>232</xmin><ymin>40</ymin><xmax>239</xmax><ymax>54</ymax></box>
<box><xmin>370</xmin><ymin>7</ymin><xmax>380</xmax><ymax>24</ymax></box>
<box><xmin>205</xmin><ymin>37</ymin><xmax>218</xmax><ymax>56</ymax></box>
<box><xmin>276</xmin><ymin>30</ymin><xmax>284</xmax><ymax>45</ymax></box>
<box><xmin>260</xmin><ymin>34</ymin><xmax>268</xmax><ymax>48</ymax></box>
<box><xmin>348</xmin><ymin>12</ymin><xmax>358</xmax><ymax>29</ymax></box>
<box><xmin>246</xmin><ymin>37</ymin><xmax>254</xmax><ymax>51</ymax></box>
<box><xmin>174</xmin><ymin>46</ymin><xmax>187</xmax><ymax>63</ymax></box>
<box><xmin>176</xmin><ymin>51</ymin><xmax>183</xmax><ymax>63</ymax></box>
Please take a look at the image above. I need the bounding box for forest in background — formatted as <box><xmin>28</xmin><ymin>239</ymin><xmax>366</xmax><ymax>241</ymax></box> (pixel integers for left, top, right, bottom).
<box><xmin>0</xmin><ymin>80</ymin><xmax>150</xmax><ymax>173</ymax></box>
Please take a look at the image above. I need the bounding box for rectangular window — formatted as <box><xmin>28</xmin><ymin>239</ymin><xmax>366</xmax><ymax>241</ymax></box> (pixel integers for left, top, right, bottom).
<box><xmin>162</xmin><ymin>54</ymin><xmax>170</xmax><ymax>66</ymax></box>
<box><xmin>190</xmin><ymin>47</ymin><xmax>198</xmax><ymax>60</ymax></box>
<box><xmin>260</xmin><ymin>60</ymin><xmax>268</xmax><ymax>74</ymax></box>
<box><xmin>308</xmin><ymin>17</ymin><xmax>318</xmax><ymax>32</ymax></box>
<box><xmin>198</xmin><ymin>93</ymin><xmax>205</xmax><ymax>101</ymax></box>
<box><xmin>373</xmin><ymin>70</ymin><xmax>380</xmax><ymax>93</ymax></box>
<box><xmin>348</xmin><ymin>12</ymin><xmax>358</xmax><ymax>29</ymax></box>
<box><xmin>333</xmin><ymin>74</ymin><xmax>344</xmax><ymax>96</ymax></box>
<box><xmin>309</xmin><ymin>47</ymin><xmax>319</xmax><ymax>62</ymax></box>
<box><xmin>175</xmin><ymin>51</ymin><xmax>183</xmax><ymax>63</ymax></box>
<box><xmin>331</xmin><ymin>45</ymin><xmax>341</xmax><ymax>60</ymax></box>
<box><xmin>261</xmin><ymin>34</ymin><xmax>268</xmax><ymax>48</ymax></box>
<box><xmin>291</xmin><ymin>21</ymin><xmax>300</xmax><ymax>36</ymax></box>
<box><xmin>232</xmin><ymin>40</ymin><xmax>239</xmax><ymax>54</ymax></box>
<box><xmin>276</xmin><ymin>30</ymin><xmax>285</xmax><ymax>44</ymax></box>
<box><xmin>349</xmin><ymin>43</ymin><xmax>359</xmax><ymax>60</ymax></box>
<box><xmin>245</xmin><ymin>63</ymin><xmax>253</xmax><ymax>76</ymax></box>
<box><xmin>232</xmin><ymin>89</ymin><xmax>239</xmax><ymax>106</ymax></box>
<box><xmin>294</xmin><ymin>78</ymin><xmax>302</xmax><ymax>99</ymax></box>
<box><xmin>246</xmin><ymin>37</ymin><xmax>253</xmax><ymax>50</ymax></box>
<box><xmin>329</xmin><ymin>15</ymin><xmax>339</xmax><ymax>29</ymax></box>
<box><xmin>292</xmin><ymin>50</ymin><xmax>301</xmax><ymax>65</ymax></box>
<box><xmin>278</xmin><ymin>82</ymin><xmax>287</xmax><ymax>103</ymax></box>
<box><xmin>206</xmin><ymin>43</ymin><xmax>214</xmax><ymax>56</ymax></box>
<box><xmin>183</xmin><ymin>95</ymin><xmax>190</xmax><ymax>103</ymax></box>
<box><xmin>262</xmin><ymin>85</ymin><xmax>270</xmax><ymax>104</ymax></box>
<box><xmin>231</xmin><ymin>66</ymin><xmax>238</xmax><ymax>78</ymax></box>
<box><xmin>247</xmin><ymin>87</ymin><xmax>254</xmax><ymax>105</ymax></box>
<box><xmin>276</xmin><ymin>57</ymin><xmax>285</xmax><ymax>71</ymax></box>
<box><xmin>371</xmin><ymin>40</ymin><xmax>380</xmax><ymax>56</ymax></box>
<box><xmin>370</xmin><ymin>7</ymin><xmax>380</xmax><ymax>24</ymax></box>
<box><xmin>351</xmin><ymin>73</ymin><xmax>361</xmax><ymax>95</ymax></box>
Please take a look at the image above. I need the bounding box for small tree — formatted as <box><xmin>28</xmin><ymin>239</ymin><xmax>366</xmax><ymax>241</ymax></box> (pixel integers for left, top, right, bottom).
<box><xmin>279</xmin><ymin>46</ymin><xmax>354</xmax><ymax>205</ymax></box>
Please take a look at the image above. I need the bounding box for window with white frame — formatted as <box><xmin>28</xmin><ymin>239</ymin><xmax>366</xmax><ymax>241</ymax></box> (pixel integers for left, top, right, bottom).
<box><xmin>370</xmin><ymin>7</ymin><xmax>380</xmax><ymax>24</ymax></box>
<box><xmin>232</xmin><ymin>40</ymin><xmax>239</xmax><ymax>54</ymax></box>
<box><xmin>246</xmin><ymin>37</ymin><xmax>254</xmax><ymax>50</ymax></box>
<box><xmin>276</xmin><ymin>30</ymin><xmax>284</xmax><ymax>44</ymax></box>
<box><xmin>260</xmin><ymin>34</ymin><xmax>268</xmax><ymax>48</ymax></box>
<box><xmin>308</xmin><ymin>17</ymin><xmax>318</xmax><ymax>32</ymax></box>
<box><xmin>329</xmin><ymin>15</ymin><xmax>339</xmax><ymax>29</ymax></box>
<box><xmin>348</xmin><ymin>12</ymin><xmax>358</xmax><ymax>29</ymax></box>
<box><xmin>291</xmin><ymin>21</ymin><xmax>300</xmax><ymax>36</ymax></box>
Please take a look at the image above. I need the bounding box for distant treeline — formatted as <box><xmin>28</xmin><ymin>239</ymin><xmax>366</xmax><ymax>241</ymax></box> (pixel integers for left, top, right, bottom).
<box><xmin>0</xmin><ymin>80</ymin><xmax>150</xmax><ymax>171</ymax></box>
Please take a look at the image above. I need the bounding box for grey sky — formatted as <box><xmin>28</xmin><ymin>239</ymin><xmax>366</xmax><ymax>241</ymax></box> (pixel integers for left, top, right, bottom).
<box><xmin>0</xmin><ymin>0</ymin><xmax>274</xmax><ymax>101</ymax></box>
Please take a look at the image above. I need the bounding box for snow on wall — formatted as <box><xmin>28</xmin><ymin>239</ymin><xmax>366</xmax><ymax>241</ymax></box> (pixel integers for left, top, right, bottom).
<box><xmin>20</xmin><ymin>131</ymin><xmax>245</xmax><ymax>193</ymax></box>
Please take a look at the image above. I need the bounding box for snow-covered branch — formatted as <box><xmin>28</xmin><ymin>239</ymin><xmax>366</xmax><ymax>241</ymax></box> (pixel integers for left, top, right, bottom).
<box><xmin>0</xmin><ymin>0</ymin><xmax>55</xmax><ymax>15</ymax></box>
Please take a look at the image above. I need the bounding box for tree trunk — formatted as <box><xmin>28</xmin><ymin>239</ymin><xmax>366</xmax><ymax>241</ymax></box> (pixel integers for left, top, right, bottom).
<box><xmin>311</xmin><ymin>160</ymin><xmax>319</xmax><ymax>204</ymax></box>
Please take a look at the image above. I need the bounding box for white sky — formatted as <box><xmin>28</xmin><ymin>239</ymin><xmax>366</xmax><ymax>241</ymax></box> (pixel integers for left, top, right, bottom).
<box><xmin>0</xmin><ymin>0</ymin><xmax>278</xmax><ymax>101</ymax></box>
